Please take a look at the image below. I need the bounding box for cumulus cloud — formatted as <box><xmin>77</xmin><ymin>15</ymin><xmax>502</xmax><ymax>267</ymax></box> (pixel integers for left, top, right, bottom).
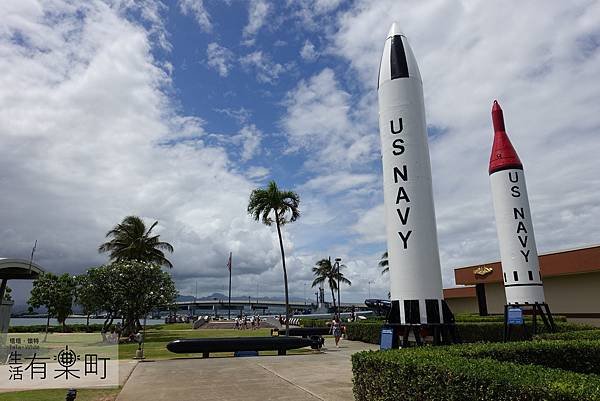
<box><xmin>206</xmin><ymin>42</ymin><xmax>233</xmax><ymax>77</ymax></box>
<box><xmin>300</xmin><ymin>173</ymin><xmax>377</xmax><ymax>195</ymax></box>
<box><xmin>286</xmin><ymin>0</ymin><xmax>343</xmax><ymax>31</ymax></box>
<box><xmin>242</xmin><ymin>0</ymin><xmax>270</xmax><ymax>44</ymax></box>
<box><xmin>281</xmin><ymin>68</ymin><xmax>377</xmax><ymax>170</ymax></box>
<box><xmin>240</xmin><ymin>50</ymin><xmax>287</xmax><ymax>83</ymax></box>
<box><xmin>300</xmin><ymin>40</ymin><xmax>318</xmax><ymax>61</ymax></box>
<box><xmin>234</xmin><ymin>124</ymin><xmax>263</xmax><ymax>162</ymax></box>
<box><xmin>178</xmin><ymin>0</ymin><xmax>212</xmax><ymax>32</ymax></box>
<box><xmin>0</xmin><ymin>0</ymin><xmax>288</xmax><ymax>304</ymax></box>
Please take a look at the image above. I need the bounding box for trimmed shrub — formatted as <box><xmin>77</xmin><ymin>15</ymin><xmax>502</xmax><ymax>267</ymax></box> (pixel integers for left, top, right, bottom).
<box><xmin>352</xmin><ymin>340</ymin><xmax>600</xmax><ymax>401</ymax></box>
<box><xmin>455</xmin><ymin>313</ymin><xmax>567</xmax><ymax>323</ymax></box>
<box><xmin>8</xmin><ymin>324</ymin><xmax>105</xmax><ymax>333</ymax></box>
<box><xmin>346</xmin><ymin>322</ymin><xmax>382</xmax><ymax>344</ymax></box>
<box><xmin>456</xmin><ymin>340</ymin><xmax>600</xmax><ymax>374</ymax></box>
<box><xmin>345</xmin><ymin>321</ymin><xmax>594</xmax><ymax>344</ymax></box>
<box><xmin>298</xmin><ymin>318</ymin><xmax>330</xmax><ymax>328</ymax></box>
<box><xmin>535</xmin><ymin>329</ymin><xmax>600</xmax><ymax>341</ymax></box>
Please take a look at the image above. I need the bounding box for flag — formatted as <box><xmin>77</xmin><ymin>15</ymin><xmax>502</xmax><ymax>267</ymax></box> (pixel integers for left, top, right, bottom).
<box><xmin>28</xmin><ymin>240</ymin><xmax>37</xmax><ymax>274</ymax></box>
<box><xmin>227</xmin><ymin>252</ymin><xmax>232</xmax><ymax>272</ymax></box>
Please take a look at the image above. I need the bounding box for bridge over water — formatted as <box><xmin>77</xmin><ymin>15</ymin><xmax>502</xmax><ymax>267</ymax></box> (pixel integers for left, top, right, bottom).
<box><xmin>172</xmin><ymin>299</ymin><xmax>369</xmax><ymax>315</ymax></box>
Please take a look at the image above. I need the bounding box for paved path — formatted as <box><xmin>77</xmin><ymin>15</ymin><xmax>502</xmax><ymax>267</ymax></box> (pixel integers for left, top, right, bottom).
<box><xmin>116</xmin><ymin>339</ymin><xmax>377</xmax><ymax>401</ymax></box>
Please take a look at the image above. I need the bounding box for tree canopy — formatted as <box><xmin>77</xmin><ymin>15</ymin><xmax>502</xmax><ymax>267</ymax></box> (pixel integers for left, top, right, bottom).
<box><xmin>78</xmin><ymin>260</ymin><xmax>177</xmax><ymax>335</ymax></box>
<box><xmin>311</xmin><ymin>258</ymin><xmax>351</xmax><ymax>312</ymax></box>
<box><xmin>28</xmin><ymin>273</ymin><xmax>77</xmax><ymax>330</ymax></box>
<box><xmin>98</xmin><ymin>215</ymin><xmax>174</xmax><ymax>268</ymax></box>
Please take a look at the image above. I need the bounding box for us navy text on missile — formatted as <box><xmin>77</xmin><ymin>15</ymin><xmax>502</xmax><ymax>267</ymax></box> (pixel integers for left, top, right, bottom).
<box><xmin>378</xmin><ymin>23</ymin><xmax>447</xmax><ymax>325</ymax></box>
<box><xmin>489</xmin><ymin>100</ymin><xmax>544</xmax><ymax>304</ymax></box>
<box><xmin>379</xmin><ymin>29</ymin><xmax>415</xmax><ymax>251</ymax></box>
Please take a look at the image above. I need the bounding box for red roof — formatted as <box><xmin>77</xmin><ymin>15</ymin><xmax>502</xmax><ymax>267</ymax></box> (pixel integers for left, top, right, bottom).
<box><xmin>489</xmin><ymin>100</ymin><xmax>522</xmax><ymax>174</ymax></box>
<box><xmin>454</xmin><ymin>244</ymin><xmax>600</xmax><ymax>286</ymax></box>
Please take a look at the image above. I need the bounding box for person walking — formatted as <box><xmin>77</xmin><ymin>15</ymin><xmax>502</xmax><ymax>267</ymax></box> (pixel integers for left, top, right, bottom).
<box><xmin>331</xmin><ymin>317</ymin><xmax>342</xmax><ymax>347</ymax></box>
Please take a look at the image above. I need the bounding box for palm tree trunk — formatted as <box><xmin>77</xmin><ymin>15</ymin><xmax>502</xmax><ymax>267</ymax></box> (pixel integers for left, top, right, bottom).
<box><xmin>43</xmin><ymin>315</ymin><xmax>50</xmax><ymax>342</ymax></box>
<box><xmin>330</xmin><ymin>287</ymin><xmax>337</xmax><ymax>315</ymax></box>
<box><xmin>274</xmin><ymin>211</ymin><xmax>290</xmax><ymax>336</ymax></box>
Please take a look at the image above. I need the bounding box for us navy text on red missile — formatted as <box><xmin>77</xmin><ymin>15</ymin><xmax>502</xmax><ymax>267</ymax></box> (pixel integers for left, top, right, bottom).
<box><xmin>387</xmin><ymin>117</ymin><xmax>411</xmax><ymax>249</ymax></box>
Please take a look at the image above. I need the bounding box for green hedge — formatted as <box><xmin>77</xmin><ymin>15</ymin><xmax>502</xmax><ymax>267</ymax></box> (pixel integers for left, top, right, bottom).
<box><xmin>455</xmin><ymin>313</ymin><xmax>567</xmax><ymax>323</ymax></box>
<box><xmin>298</xmin><ymin>318</ymin><xmax>330</xmax><ymax>328</ymax></box>
<box><xmin>535</xmin><ymin>329</ymin><xmax>600</xmax><ymax>341</ymax></box>
<box><xmin>352</xmin><ymin>340</ymin><xmax>600</xmax><ymax>401</ymax></box>
<box><xmin>345</xmin><ymin>321</ymin><xmax>594</xmax><ymax>344</ymax></box>
<box><xmin>8</xmin><ymin>324</ymin><xmax>105</xmax><ymax>333</ymax></box>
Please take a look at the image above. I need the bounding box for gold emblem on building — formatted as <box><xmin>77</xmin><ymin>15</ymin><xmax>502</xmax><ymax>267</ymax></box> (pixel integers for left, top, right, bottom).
<box><xmin>474</xmin><ymin>265</ymin><xmax>493</xmax><ymax>277</ymax></box>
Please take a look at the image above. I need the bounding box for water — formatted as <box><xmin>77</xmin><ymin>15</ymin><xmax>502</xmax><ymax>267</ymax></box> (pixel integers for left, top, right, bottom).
<box><xmin>9</xmin><ymin>317</ymin><xmax>165</xmax><ymax>327</ymax></box>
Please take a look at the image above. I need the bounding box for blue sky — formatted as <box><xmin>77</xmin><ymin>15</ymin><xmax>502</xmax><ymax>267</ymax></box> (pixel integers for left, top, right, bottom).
<box><xmin>1</xmin><ymin>0</ymin><xmax>599</xmax><ymax>307</ymax></box>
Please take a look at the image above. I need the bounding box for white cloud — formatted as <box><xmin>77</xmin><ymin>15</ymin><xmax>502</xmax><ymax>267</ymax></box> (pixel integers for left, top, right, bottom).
<box><xmin>245</xmin><ymin>166</ymin><xmax>270</xmax><ymax>180</ymax></box>
<box><xmin>300</xmin><ymin>40</ymin><xmax>318</xmax><ymax>61</ymax></box>
<box><xmin>178</xmin><ymin>0</ymin><xmax>211</xmax><ymax>32</ymax></box>
<box><xmin>243</xmin><ymin>0</ymin><xmax>270</xmax><ymax>43</ymax></box>
<box><xmin>234</xmin><ymin>124</ymin><xmax>263</xmax><ymax>162</ymax></box>
<box><xmin>286</xmin><ymin>0</ymin><xmax>343</xmax><ymax>31</ymax></box>
<box><xmin>239</xmin><ymin>50</ymin><xmax>287</xmax><ymax>84</ymax></box>
<box><xmin>300</xmin><ymin>173</ymin><xmax>377</xmax><ymax>195</ymax></box>
<box><xmin>281</xmin><ymin>68</ymin><xmax>376</xmax><ymax>170</ymax></box>
<box><xmin>0</xmin><ymin>0</ymin><xmax>290</xmax><ymax>305</ymax></box>
<box><xmin>206</xmin><ymin>42</ymin><xmax>233</xmax><ymax>77</ymax></box>
<box><xmin>214</xmin><ymin>107</ymin><xmax>252</xmax><ymax>124</ymax></box>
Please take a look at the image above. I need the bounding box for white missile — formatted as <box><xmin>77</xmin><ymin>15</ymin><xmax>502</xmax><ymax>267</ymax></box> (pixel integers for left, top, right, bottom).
<box><xmin>489</xmin><ymin>100</ymin><xmax>545</xmax><ymax>305</ymax></box>
<box><xmin>378</xmin><ymin>23</ymin><xmax>446</xmax><ymax>324</ymax></box>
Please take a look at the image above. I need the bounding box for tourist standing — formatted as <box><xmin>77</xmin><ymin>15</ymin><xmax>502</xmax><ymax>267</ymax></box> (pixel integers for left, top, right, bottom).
<box><xmin>331</xmin><ymin>317</ymin><xmax>342</xmax><ymax>347</ymax></box>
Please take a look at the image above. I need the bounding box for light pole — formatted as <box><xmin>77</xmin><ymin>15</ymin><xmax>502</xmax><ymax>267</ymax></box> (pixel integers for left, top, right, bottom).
<box><xmin>368</xmin><ymin>280</ymin><xmax>374</xmax><ymax>298</ymax></box>
<box><xmin>335</xmin><ymin>257</ymin><xmax>342</xmax><ymax>318</ymax></box>
<box><xmin>303</xmin><ymin>283</ymin><xmax>307</xmax><ymax>305</ymax></box>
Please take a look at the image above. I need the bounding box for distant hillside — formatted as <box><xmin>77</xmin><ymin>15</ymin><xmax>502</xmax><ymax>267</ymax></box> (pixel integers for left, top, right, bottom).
<box><xmin>177</xmin><ymin>293</ymin><xmax>307</xmax><ymax>303</ymax></box>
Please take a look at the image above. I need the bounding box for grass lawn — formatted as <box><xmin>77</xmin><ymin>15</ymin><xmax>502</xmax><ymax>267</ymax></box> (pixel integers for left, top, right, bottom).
<box><xmin>119</xmin><ymin>327</ymin><xmax>275</xmax><ymax>359</ymax></box>
<box><xmin>0</xmin><ymin>387</ymin><xmax>120</xmax><ymax>401</ymax></box>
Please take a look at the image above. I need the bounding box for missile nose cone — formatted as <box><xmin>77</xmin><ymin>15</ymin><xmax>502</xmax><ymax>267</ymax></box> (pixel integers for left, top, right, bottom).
<box><xmin>378</xmin><ymin>23</ymin><xmax>421</xmax><ymax>88</ymax></box>
<box><xmin>489</xmin><ymin>100</ymin><xmax>522</xmax><ymax>174</ymax></box>
<box><xmin>492</xmin><ymin>100</ymin><xmax>506</xmax><ymax>133</ymax></box>
<box><xmin>387</xmin><ymin>22</ymin><xmax>404</xmax><ymax>38</ymax></box>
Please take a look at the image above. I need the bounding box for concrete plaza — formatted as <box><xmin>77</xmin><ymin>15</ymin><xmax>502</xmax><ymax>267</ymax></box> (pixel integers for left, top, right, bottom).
<box><xmin>116</xmin><ymin>339</ymin><xmax>378</xmax><ymax>401</ymax></box>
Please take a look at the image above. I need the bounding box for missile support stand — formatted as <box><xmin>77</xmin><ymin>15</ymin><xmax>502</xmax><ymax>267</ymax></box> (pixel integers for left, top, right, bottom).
<box><xmin>503</xmin><ymin>302</ymin><xmax>556</xmax><ymax>342</ymax></box>
<box><xmin>386</xmin><ymin>300</ymin><xmax>461</xmax><ymax>347</ymax></box>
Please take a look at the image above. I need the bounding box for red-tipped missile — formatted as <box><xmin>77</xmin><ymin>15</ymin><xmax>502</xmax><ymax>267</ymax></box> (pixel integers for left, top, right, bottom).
<box><xmin>489</xmin><ymin>100</ymin><xmax>522</xmax><ymax>174</ymax></box>
<box><xmin>488</xmin><ymin>100</ymin><xmax>545</xmax><ymax>305</ymax></box>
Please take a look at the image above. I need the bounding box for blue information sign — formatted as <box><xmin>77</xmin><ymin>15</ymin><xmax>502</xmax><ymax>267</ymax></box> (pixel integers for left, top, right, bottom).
<box><xmin>508</xmin><ymin>308</ymin><xmax>524</xmax><ymax>325</ymax></box>
<box><xmin>380</xmin><ymin>328</ymin><xmax>395</xmax><ymax>350</ymax></box>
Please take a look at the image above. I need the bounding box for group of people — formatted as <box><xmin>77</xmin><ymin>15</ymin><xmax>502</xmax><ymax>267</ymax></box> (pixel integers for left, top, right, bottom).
<box><xmin>234</xmin><ymin>315</ymin><xmax>261</xmax><ymax>330</ymax></box>
<box><xmin>101</xmin><ymin>323</ymin><xmax>143</xmax><ymax>345</ymax></box>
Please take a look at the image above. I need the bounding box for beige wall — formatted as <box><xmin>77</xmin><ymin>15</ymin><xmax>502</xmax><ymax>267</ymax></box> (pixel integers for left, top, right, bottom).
<box><xmin>544</xmin><ymin>272</ymin><xmax>600</xmax><ymax>314</ymax></box>
<box><xmin>445</xmin><ymin>297</ymin><xmax>478</xmax><ymax>314</ymax></box>
<box><xmin>484</xmin><ymin>283</ymin><xmax>507</xmax><ymax>314</ymax></box>
<box><xmin>484</xmin><ymin>271</ymin><xmax>600</xmax><ymax>321</ymax></box>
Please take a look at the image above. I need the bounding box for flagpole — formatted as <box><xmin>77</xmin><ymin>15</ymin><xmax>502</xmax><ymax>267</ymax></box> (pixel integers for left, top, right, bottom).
<box><xmin>228</xmin><ymin>252</ymin><xmax>232</xmax><ymax>320</ymax></box>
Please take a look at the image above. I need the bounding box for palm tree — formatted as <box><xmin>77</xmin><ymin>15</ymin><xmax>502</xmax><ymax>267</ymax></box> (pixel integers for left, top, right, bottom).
<box><xmin>379</xmin><ymin>251</ymin><xmax>389</xmax><ymax>275</ymax></box>
<box><xmin>311</xmin><ymin>258</ymin><xmax>351</xmax><ymax>316</ymax></box>
<box><xmin>99</xmin><ymin>216</ymin><xmax>174</xmax><ymax>268</ymax></box>
<box><xmin>247</xmin><ymin>180</ymin><xmax>300</xmax><ymax>336</ymax></box>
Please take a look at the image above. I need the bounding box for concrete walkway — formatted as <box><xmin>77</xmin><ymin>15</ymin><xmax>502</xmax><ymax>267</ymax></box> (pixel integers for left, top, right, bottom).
<box><xmin>116</xmin><ymin>339</ymin><xmax>377</xmax><ymax>401</ymax></box>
